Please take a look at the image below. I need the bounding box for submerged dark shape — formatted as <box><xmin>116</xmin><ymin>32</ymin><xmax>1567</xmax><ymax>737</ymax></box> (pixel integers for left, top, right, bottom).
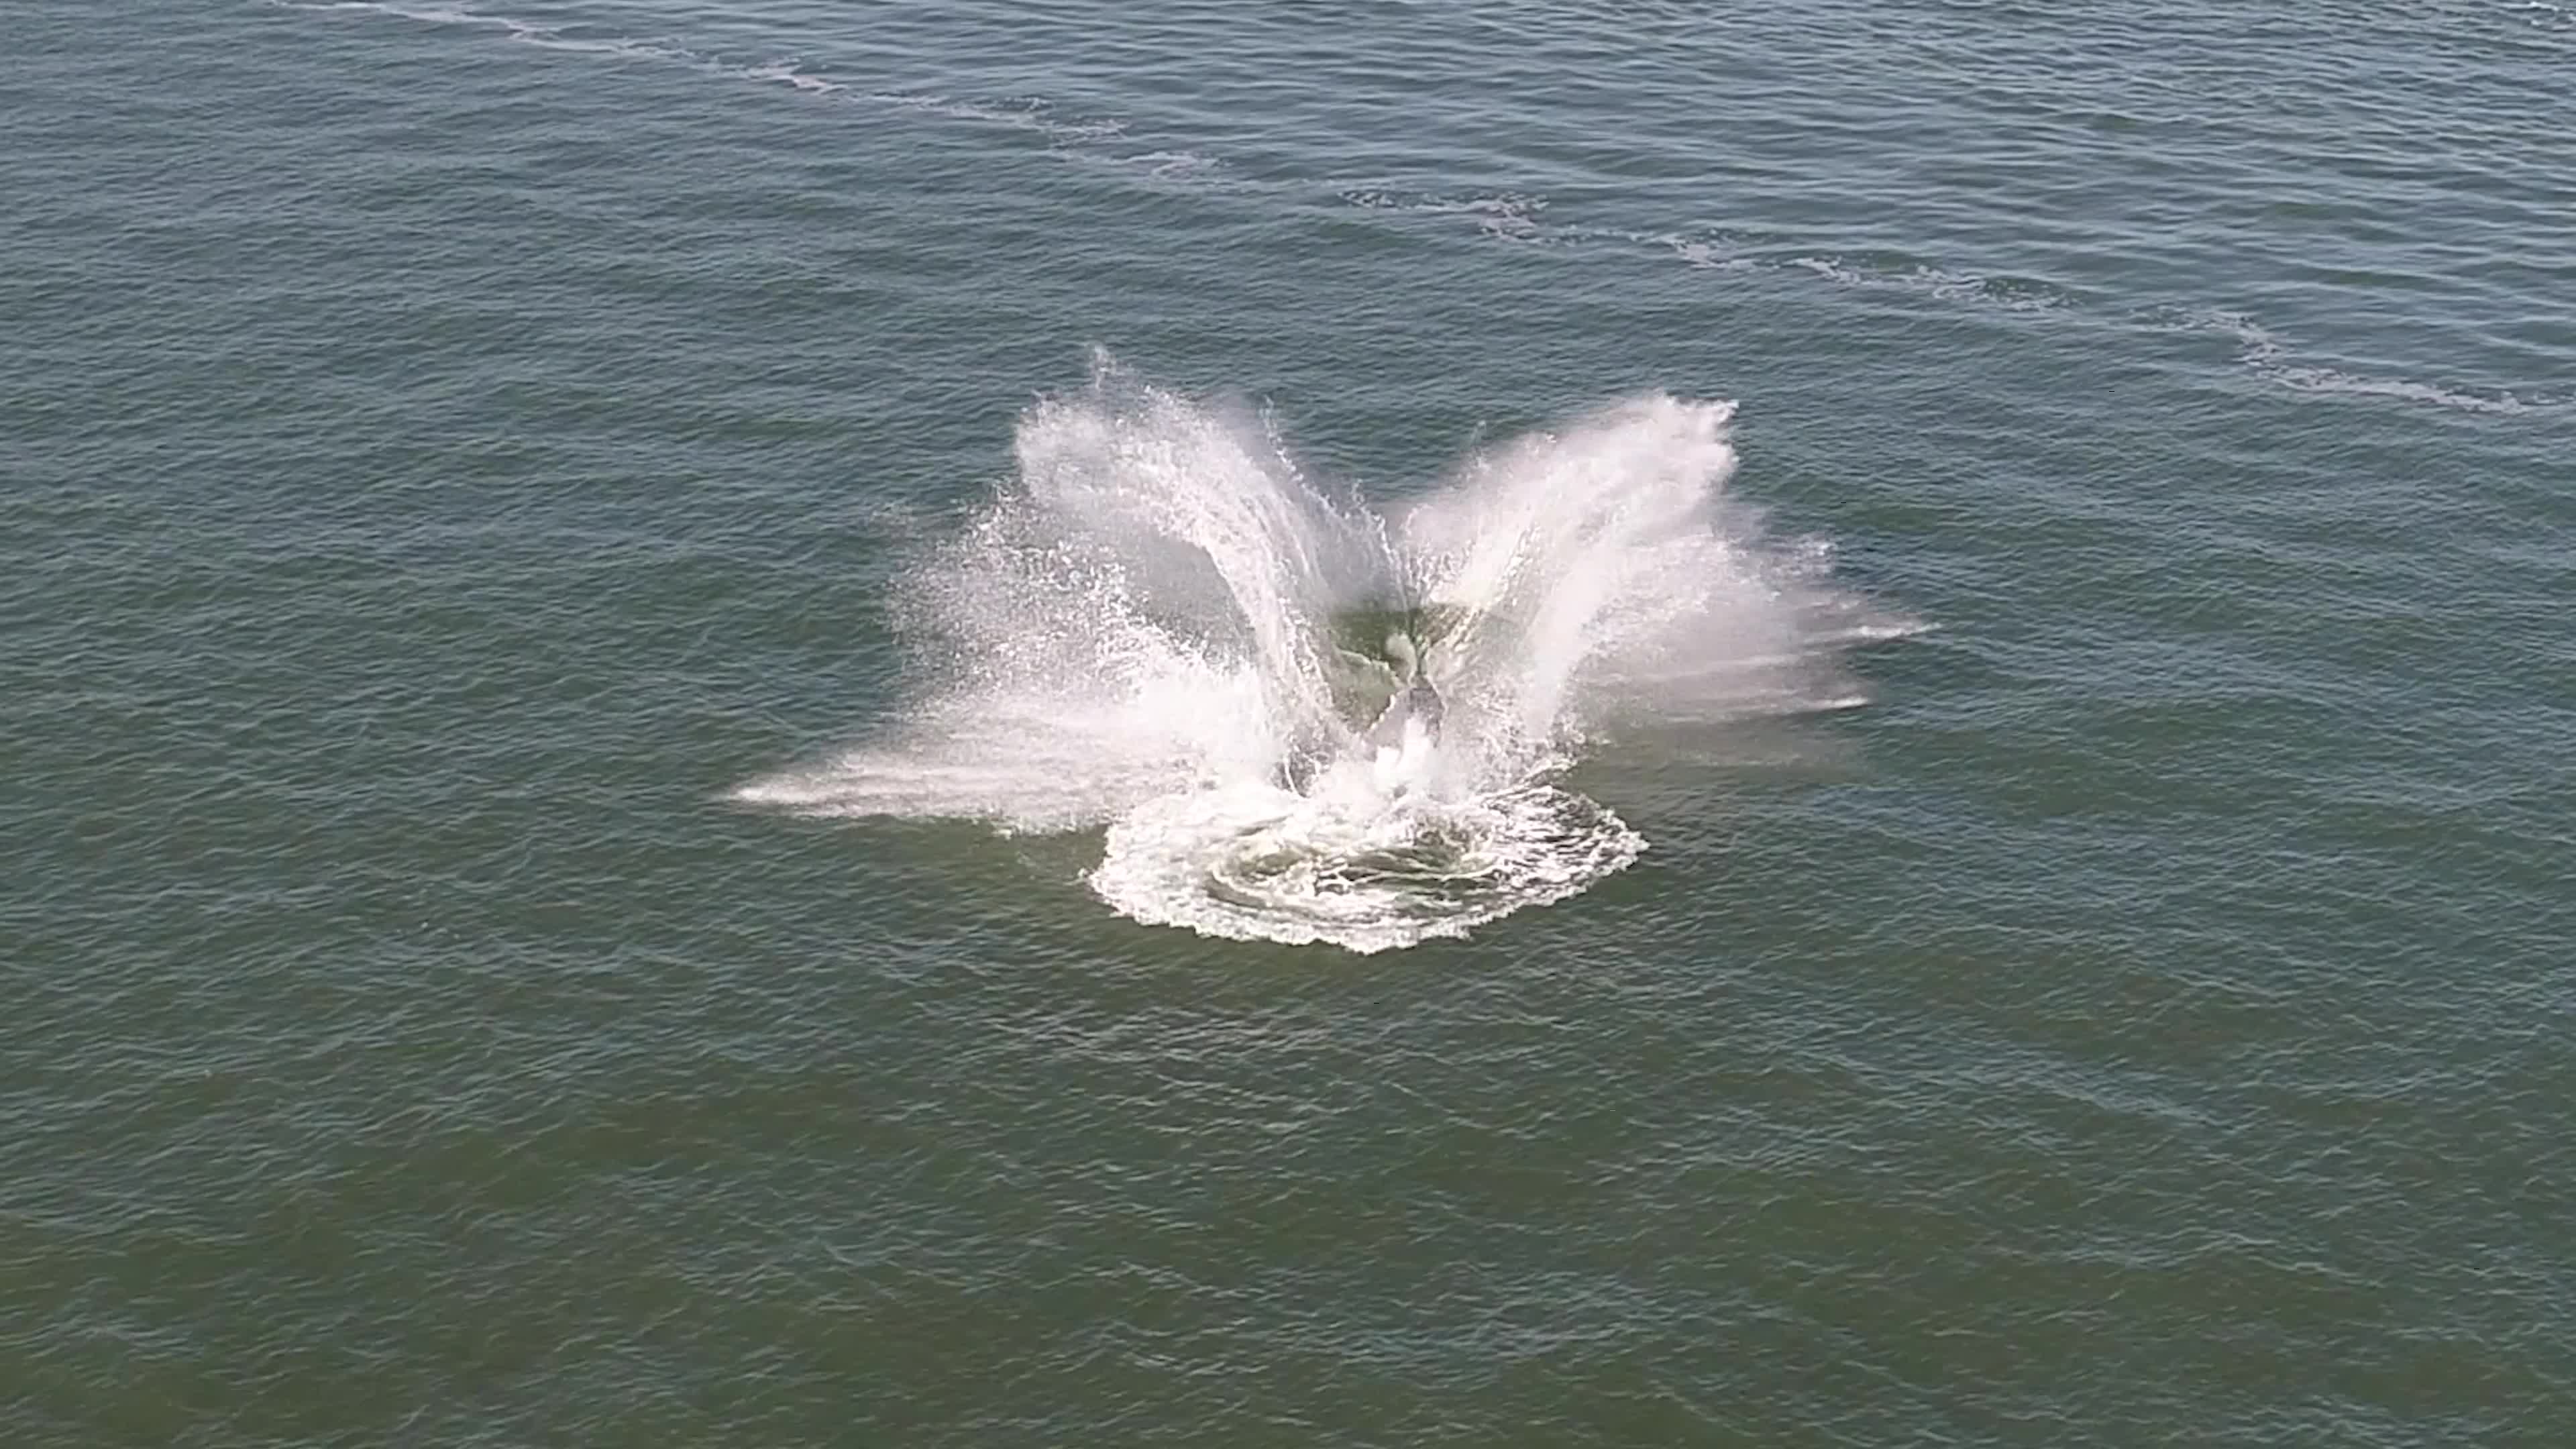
<box><xmin>1264</xmin><ymin>602</ymin><xmax>1454</xmax><ymax>792</ymax></box>
<box><xmin>1322</xmin><ymin>601</ymin><xmax>1462</xmax><ymax>741</ymax></box>
<box><xmin>1363</xmin><ymin>630</ymin><xmax>1444</xmax><ymax>749</ymax></box>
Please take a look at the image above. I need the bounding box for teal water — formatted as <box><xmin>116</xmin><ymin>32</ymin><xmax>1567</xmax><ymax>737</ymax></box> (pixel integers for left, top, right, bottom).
<box><xmin>9</xmin><ymin>0</ymin><xmax>2574</xmax><ymax>1441</ymax></box>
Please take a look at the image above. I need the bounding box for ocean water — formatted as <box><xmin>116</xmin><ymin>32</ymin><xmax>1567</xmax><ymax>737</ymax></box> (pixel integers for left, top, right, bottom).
<box><xmin>7</xmin><ymin>0</ymin><xmax>2573</xmax><ymax>1442</ymax></box>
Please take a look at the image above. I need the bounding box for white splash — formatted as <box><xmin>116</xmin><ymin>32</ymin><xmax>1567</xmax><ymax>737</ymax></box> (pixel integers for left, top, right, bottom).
<box><xmin>736</xmin><ymin>356</ymin><xmax>1908</xmax><ymax>951</ymax></box>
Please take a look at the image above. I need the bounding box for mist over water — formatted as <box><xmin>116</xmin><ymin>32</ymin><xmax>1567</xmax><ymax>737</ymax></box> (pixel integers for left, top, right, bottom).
<box><xmin>737</xmin><ymin>358</ymin><xmax>1908</xmax><ymax>949</ymax></box>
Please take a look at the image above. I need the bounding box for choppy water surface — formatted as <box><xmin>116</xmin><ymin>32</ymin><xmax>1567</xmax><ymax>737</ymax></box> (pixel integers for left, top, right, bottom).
<box><xmin>8</xmin><ymin>1</ymin><xmax>2573</xmax><ymax>1443</ymax></box>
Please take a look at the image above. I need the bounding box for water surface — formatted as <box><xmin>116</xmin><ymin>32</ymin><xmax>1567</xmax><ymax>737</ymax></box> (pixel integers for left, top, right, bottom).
<box><xmin>7</xmin><ymin>1</ymin><xmax>2573</xmax><ymax>1442</ymax></box>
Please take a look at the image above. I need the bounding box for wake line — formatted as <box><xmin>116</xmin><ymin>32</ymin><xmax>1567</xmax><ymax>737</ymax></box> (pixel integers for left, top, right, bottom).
<box><xmin>2199</xmin><ymin>312</ymin><xmax>2543</xmax><ymax>415</ymax></box>
<box><xmin>1342</xmin><ymin>191</ymin><xmax>2559</xmax><ymax>415</ymax></box>
<box><xmin>273</xmin><ymin>1</ymin><xmax>2557</xmax><ymax>417</ymax></box>
<box><xmin>268</xmin><ymin>2</ymin><xmax>1133</xmax><ymax>148</ymax></box>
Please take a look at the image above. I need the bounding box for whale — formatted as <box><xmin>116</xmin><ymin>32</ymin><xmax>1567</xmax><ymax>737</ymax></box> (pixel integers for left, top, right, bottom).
<box><xmin>1362</xmin><ymin>629</ymin><xmax>1443</xmax><ymax>749</ymax></box>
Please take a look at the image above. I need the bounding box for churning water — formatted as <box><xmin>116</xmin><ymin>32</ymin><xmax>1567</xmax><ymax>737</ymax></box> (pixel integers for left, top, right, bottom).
<box><xmin>737</xmin><ymin>358</ymin><xmax>1910</xmax><ymax>949</ymax></box>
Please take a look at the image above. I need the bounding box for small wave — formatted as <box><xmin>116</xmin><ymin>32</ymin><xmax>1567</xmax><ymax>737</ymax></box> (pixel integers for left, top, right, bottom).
<box><xmin>1336</xmin><ymin>189</ymin><xmax>1554</xmax><ymax>241</ymax></box>
<box><xmin>737</xmin><ymin>60</ymin><xmax>844</xmax><ymax>96</ymax></box>
<box><xmin>1656</xmin><ymin>236</ymin><xmax>1756</xmax><ymax>272</ymax></box>
<box><xmin>1336</xmin><ymin>200</ymin><xmax>2070</xmax><ymax>308</ymax></box>
<box><xmin>2265</xmin><ymin>367</ymin><xmax>2536</xmax><ymax>414</ymax></box>
<box><xmin>1780</xmin><ymin>254</ymin><xmax>2072</xmax><ymax>311</ymax></box>
<box><xmin>868</xmin><ymin>93</ymin><xmax>1128</xmax><ymax>146</ymax></box>
<box><xmin>1122</xmin><ymin>150</ymin><xmax>1224</xmax><ymax>179</ymax></box>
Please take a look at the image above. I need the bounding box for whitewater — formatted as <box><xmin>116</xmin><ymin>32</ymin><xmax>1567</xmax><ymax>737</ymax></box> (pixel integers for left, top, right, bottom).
<box><xmin>735</xmin><ymin>357</ymin><xmax>1910</xmax><ymax>951</ymax></box>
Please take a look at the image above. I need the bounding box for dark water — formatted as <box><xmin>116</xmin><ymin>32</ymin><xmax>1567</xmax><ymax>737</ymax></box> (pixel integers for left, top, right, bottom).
<box><xmin>9</xmin><ymin>1</ymin><xmax>2575</xmax><ymax>1442</ymax></box>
